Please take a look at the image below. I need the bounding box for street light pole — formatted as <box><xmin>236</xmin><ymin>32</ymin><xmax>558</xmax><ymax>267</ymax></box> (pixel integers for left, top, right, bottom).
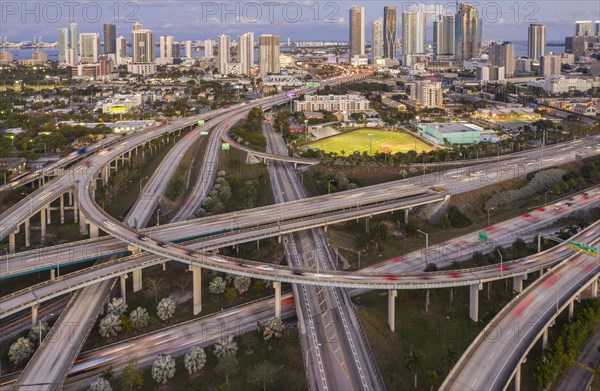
<box><xmin>416</xmin><ymin>229</ymin><xmax>429</xmax><ymax>264</ymax></box>
<box><xmin>368</xmin><ymin>133</ymin><xmax>373</xmax><ymax>156</ymax></box>
<box><xmin>305</xmin><ymin>342</ymin><xmax>322</xmax><ymax>374</ymax></box>
<box><xmin>486</xmin><ymin>207</ymin><xmax>494</xmax><ymax>226</ymax></box>
<box><xmin>549</xmin><ymin>269</ymin><xmax>560</xmax><ymax>313</ymax></box>
<box><xmin>304</xmin><ymin>119</ymin><xmax>308</xmax><ymax>143</ymax></box>
<box><xmin>156</xmin><ymin>208</ymin><xmax>160</xmax><ymax>226</ymax></box>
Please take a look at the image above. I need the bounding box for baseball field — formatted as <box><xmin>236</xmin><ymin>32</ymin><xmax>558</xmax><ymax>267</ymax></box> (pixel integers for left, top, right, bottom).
<box><xmin>303</xmin><ymin>128</ymin><xmax>432</xmax><ymax>155</ymax></box>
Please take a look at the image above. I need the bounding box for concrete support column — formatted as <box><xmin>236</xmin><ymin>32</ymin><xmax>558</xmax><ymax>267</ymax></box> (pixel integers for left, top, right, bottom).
<box><xmin>404</xmin><ymin>209</ymin><xmax>409</xmax><ymax>224</ymax></box>
<box><xmin>539</xmin><ymin>269</ymin><xmax>545</xmax><ymax>278</ymax></box>
<box><xmin>50</xmin><ymin>269</ymin><xmax>55</xmax><ymax>280</ymax></box>
<box><xmin>120</xmin><ymin>274</ymin><xmax>128</xmax><ymax>301</ymax></box>
<box><xmin>89</xmin><ymin>223</ymin><xmax>99</xmax><ymax>238</ymax></box>
<box><xmin>388</xmin><ymin>289</ymin><xmax>398</xmax><ymax>332</ymax></box>
<box><xmin>73</xmin><ymin>198</ymin><xmax>78</xmax><ymax>224</ymax></box>
<box><xmin>274</xmin><ymin>281</ymin><xmax>281</xmax><ymax>319</ymax></box>
<box><xmin>24</xmin><ymin>218</ymin><xmax>30</xmax><ymax>248</ymax></box>
<box><xmin>513</xmin><ymin>275</ymin><xmax>525</xmax><ymax>293</ymax></box>
<box><xmin>68</xmin><ymin>190</ymin><xmax>73</xmax><ymax>206</ymax></box>
<box><xmin>568</xmin><ymin>300</ymin><xmax>574</xmax><ymax>321</ymax></box>
<box><xmin>514</xmin><ymin>363</ymin><xmax>521</xmax><ymax>391</ymax></box>
<box><xmin>132</xmin><ymin>269</ymin><xmax>142</xmax><ymax>292</ymax></box>
<box><xmin>59</xmin><ymin>194</ymin><xmax>65</xmax><ymax>224</ymax></box>
<box><xmin>191</xmin><ymin>265</ymin><xmax>202</xmax><ymax>315</ymax></box>
<box><xmin>46</xmin><ymin>204</ymin><xmax>51</xmax><ymax>225</ymax></box>
<box><xmin>40</xmin><ymin>207</ymin><xmax>47</xmax><ymax>242</ymax></box>
<box><xmin>79</xmin><ymin>210</ymin><xmax>87</xmax><ymax>235</ymax></box>
<box><xmin>365</xmin><ymin>217</ymin><xmax>369</xmax><ymax>233</ymax></box>
<box><xmin>470</xmin><ymin>284</ymin><xmax>481</xmax><ymax>322</ymax></box>
<box><xmin>590</xmin><ymin>279</ymin><xmax>598</xmax><ymax>299</ymax></box>
<box><xmin>542</xmin><ymin>327</ymin><xmax>548</xmax><ymax>351</ymax></box>
<box><xmin>31</xmin><ymin>305</ymin><xmax>38</xmax><ymax>327</ymax></box>
<box><xmin>8</xmin><ymin>232</ymin><xmax>15</xmax><ymax>253</ymax></box>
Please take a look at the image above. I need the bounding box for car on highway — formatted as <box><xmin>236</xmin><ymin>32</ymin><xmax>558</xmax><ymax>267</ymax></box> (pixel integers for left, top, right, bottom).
<box><xmin>314</xmin><ymin>273</ymin><xmax>333</xmax><ymax>278</ymax></box>
<box><xmin>104</xmin><ymin>221</ymin><xmax>115</xmax><ymax>228</ymax></box>
<box><xmin>292</xmin><ymin>269</ymin><xmax>304</xmax><ymax>276</ymax></box>
<box><xmin>256</xmin><ymin>265</ymin><xmax>274</xmax><ymax>271</ymax></box>
<box><xmin>187</xmin><ymin>251</ymin><xmax>201</xmax><ymax>258</ymax></box>
<box><xmin>157</xmin><ymin>241</ymin><xmax>169</xmax><ymax>248</ymax></box>
<box><xmin>138</xmin><ymin>235</ymin><xmax>150</xmax><ymax>241</ymax></box>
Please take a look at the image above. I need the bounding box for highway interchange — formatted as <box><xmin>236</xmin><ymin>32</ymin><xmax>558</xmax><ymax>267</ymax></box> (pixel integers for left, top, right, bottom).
<box><xmin>0</xmin><ymin>69</ymin><xmax>598</xmax><ymax>390</ymax></box>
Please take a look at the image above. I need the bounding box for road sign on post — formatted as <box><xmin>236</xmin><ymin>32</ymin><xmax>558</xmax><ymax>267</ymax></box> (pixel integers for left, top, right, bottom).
<box><xmin>479</xmin><ymin>232</ymin><xmax>488</xmax><ymax>242</ymax></box>
<box><xmin>221</xmin><ymin>143</ymin><xmax>230</xmax><ymax>151</ymax></box>
<box><xmin>200</xmin><ymin>131</ymin><xmax>209</xmax><ymax>136</ymax></box>
<box><xmin>198</xmin><ymin>120</ymin><xmax>205</xmax><ymax>126</ymax></box>
<box><xmin>306</xmin><ymin>82</ymin><xmax>320</xmax><ymax>87</ymax></box>
<box><xmin>567</xmin><ymin>241</ymin><xmax>598</xmax><ymax>256</ymax></box>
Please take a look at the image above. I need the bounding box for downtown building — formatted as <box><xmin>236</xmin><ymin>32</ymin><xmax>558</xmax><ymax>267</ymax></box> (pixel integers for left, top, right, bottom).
<box><xmin>259</xmin><ymin>34</ymin><xmax>280</xmax><ymax>75</ymax></box>
<box><xmin>116</xmin><ymin>36</ymin><xmax>127</xmax><ymax>65</ymax></box>
<box><xmin>539</xmin><ymin>54</ymin><xmax>562</xmax><ymax>77</ymax></box>
<box><xmin>455</xmin><ymin>3</ymin><xmax>482</xmax><ymax>62</ymax></box>
<box><xmin>217</xmin><ymin>35</ymin><xmax>230</xmax><ymax>74</ymax></box>
<box><xmin>79</xmin><ymin>33</ymin><xmax>101</xmax><ymax>64</ymax></box>
<box><xmin>488</xmin><ymin>42</ymin><xmax>515</xmax><ymax>77</ymax></box>
<box><xmin>238</xmin><ymin>32</ymin><xmax>254</xmax><ymax>75</ymax></box>
<box><xmin>433</xmin><ymin>14</ymin><xmax>455</xmax><ymax>56</ymax></box>
<box><xmin>294</xmin><ymin>94</ymin><xmax>370</xmax><ymax>113</ymax></box>
<box><xmin>104</xmin><ymin>23</ymin><xmax>116</xmax><ymax>54</ymax></box>
<box><xmin>402</xmin><ymin>7</ymin><xmax>426</xmax><ymax>66</ymax></box>
<box><xmin>528</xmin><ymin>23</ymin><xmax>546</xmax><ymax>60</ymax></box>
<box><xmin>371</xmin><ymin>20</ymin><xmax>383</xmax><ymax>62</ymax></box>
<box><xmin>383</xmin><ymin>6</ymin><xmax>397</xmax><ymax>59</ymax></box>
<box><xmin>128</xmin><ymin>25</ymin><xmax>156</xmax><ymax>75</ymax></box>
<box><xmin>406</xmin><ymin>80</ymin><xmax>444</xmax><ymax>109</ymax></box>
<box><xmin>349</xmin><ymin>6</ymin><xmax>365</xmax><ymax>58</ymax></box>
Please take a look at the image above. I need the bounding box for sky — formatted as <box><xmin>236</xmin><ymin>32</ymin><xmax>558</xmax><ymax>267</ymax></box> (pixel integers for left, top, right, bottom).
<box><xmin>0</xmin><ymin>1</ymin><xmax>599</xmax><ymax>43</ymax></box>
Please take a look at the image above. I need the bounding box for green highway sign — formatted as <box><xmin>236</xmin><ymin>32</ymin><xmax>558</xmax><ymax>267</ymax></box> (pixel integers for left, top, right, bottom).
<box><xmin>306</xmin><ymin>82</ymin><xmax>320</xmax><ymax>87</ymax></box>
<box><xmin>198</xmin><ymin>120</ymin><xmax>205</xmax><ymax>126</ymax></box>
<box><xmin>479</xmin><ymin>232</ymin><xmax>488</xmax><ymax>242</ymax></box>
<box><xmin>567</xmin><ymin>241</ymin><xmax>598</xmax><ymax>256</ymax></box>
<box><xmin>221</xmin><ymin>142</ymin><xmax>230</xmax><ymax>151</ymax></box>
<box><xmin>200</xmin><ymin>131</ymin><xmax>209</xmax><ymax>136</ymax></box>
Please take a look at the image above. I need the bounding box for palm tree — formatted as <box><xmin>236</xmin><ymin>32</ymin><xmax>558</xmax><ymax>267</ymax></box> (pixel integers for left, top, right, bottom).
<box><xmin>427</xmin><ymin>370</ymin><xmax>440</xmax><ymax>391</ymax></box>
<box><xmin>405</xmin><ymin>346</ymin><xmax>424</xmax><ymax>389</ymax></box>
<box><xmin>441</xmin><ymin>347</ymin><xmax>458</xmax><ymax>373</ymax></box>
<box><xmin>249</xmin><ymin>361</ymin><xmax>279</xmax><ymax>391</ymax></box>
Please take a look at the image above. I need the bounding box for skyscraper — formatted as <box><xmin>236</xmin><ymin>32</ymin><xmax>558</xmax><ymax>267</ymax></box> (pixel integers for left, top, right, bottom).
<box><xmin>103</xmin><ymin>23</ymin><xmax>116</xmax><ymax>54</ymax></box>
<box><xmin>204</xmin><ymin>39</ymin><xmax>214</xmax><ymax>58</ymax></box>
<box><xmin>489</xmin><ymin>42</ymin><xmax>515</xmax><ymax>77</ymax></box>
<box><xmin>371</xmin><ymin>20</ymin><xmax>383</xmax><ymax>61</ymax></box>
<box><xmin>238</xmin><ymin>33</ymin><xmax>254</xmax><ymax>76</ymax></box>
<box><xmin>160</xmin><ymin>35</ymin><xmax>174</xmax><ymax>58</ymax></box>
<box><xmin>259</xmin><ymin>34</ymin><xmax>280</xmax><ymax>75</ymax></box>
<box><xmin>58</xmin><ymin>28</ymin><xmax>68</xmax><ymax>64</ymax></box>
<box><xmin>433</xmin><ymin>15</ymin><xmax>455</xmax><ymax>56</ymax></box>
<box><xmin>528</xmin><ymin>24</ymin><xmax>546</xmax><ymax>60</ymax></box>
<box><xmin>116</xmin><ymin>36</ymin><xmax>127</xmax><ymax>64</ymax></box>
<box><xmin>540</xmin><ymin>54</ymin><xmax>561</xmax><ymax>77</ymax></box>
<box><xmin>575</xmin><ymin>21</ymin><xmax>594</xmax><ymax>36</ymax></box>
<box><xmin>349</xmin><ymin>6</ymin><xmax>365</xmax><ymax>57</ymax></box>
<box><xmin>79</xmin><ymin>33</ymin><xmax>100</xmax><ymax>64</ymax></box>
<box><xmin>596</xmin><ymin>21</ymin><xmax>600</xmax><ymax>36</ymax></box>
<box><xmin>69</xmin><ymin>23</ymin><xmax>78</xmax><ymax>65</ymax></box>
<box><xmin>184</xmin><ymin>40</ymin><xmax>192</xmax><ymax>58</ymax></box>
<box><xmin>383</xmin><ymin>6</ymin><xmax>397</xmax><ymax>59</ymax></box>
<box><xmin>132</xmin><ymin>22</ymin><xmax>143</xmax><ymax>31</ymax></box>
<box><xmin>454</xmin><ymin>3</ymin><xmax>482</xmax><ymax>61</ymax></box>
<box><xmin>402</xmin><ymin>8</ymin><xmax>426</xmax><ymax>66</ymax></box>
<box><xmin>217</xmin><ymin>35</ymin><xmax>230</xmax><ymax>74</ymax></box>
<box><xmin>129</xmin><ymin>27</ymin><xmax>156</xmax><ymax>74</ymax></box>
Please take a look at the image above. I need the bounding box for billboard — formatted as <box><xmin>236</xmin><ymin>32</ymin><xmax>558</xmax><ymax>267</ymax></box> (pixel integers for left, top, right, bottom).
<box><xmin>109</xmin><ymin>106</ymin><xmax>128</xmax><ymax>114</ymax></box>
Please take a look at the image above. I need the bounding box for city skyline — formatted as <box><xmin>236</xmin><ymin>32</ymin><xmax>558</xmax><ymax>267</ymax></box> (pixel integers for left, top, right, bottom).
<box><xmin>1</xmin><ymin>1</ymin><xmax>599</xmax><ymax>43</ymax></box>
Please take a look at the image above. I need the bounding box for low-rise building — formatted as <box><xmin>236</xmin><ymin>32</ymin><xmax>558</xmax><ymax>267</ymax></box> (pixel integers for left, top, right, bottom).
<box><xmin>418</xmin><ymin>122</ymin><xmax>495</xmax><ymax>145</ymax></box>
<box><xmin>294</xmin><ymin>94</ymin><xmax>370</xmax><ymax>113</ymax></box>
<box><xmin>95</xmin><ymin>93</ymin><xmax>143</xmax><ymax>113</ymax></box>
<box><xmin>527</xmin><ymin>77</ymin><xmax>600</xmax><ymax>94</ymax></box>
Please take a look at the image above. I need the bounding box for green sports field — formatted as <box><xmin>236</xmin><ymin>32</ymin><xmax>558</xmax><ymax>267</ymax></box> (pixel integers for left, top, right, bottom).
<box><xmin>303</xmin><ymin>128</ymin><xmax>432</xmax><ymax>155</ymax></box>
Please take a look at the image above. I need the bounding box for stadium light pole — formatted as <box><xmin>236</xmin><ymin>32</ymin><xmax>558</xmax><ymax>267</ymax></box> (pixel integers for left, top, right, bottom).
<box><xmin>368</xmin><ymin>133</ymin><xmax>373</xmax><ymax>156</ymax></box>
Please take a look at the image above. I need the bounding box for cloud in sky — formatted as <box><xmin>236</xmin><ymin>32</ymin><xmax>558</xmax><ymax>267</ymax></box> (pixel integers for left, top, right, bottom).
<box><xmin>0</xmin><ymin>1</ymin><xmax>598</xmax><ymax>42</ymax></box>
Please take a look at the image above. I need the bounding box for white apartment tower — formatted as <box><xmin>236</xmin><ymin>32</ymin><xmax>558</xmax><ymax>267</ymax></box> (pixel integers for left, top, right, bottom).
<box><xmin>433</xmin><ymin>15</ymin><xmax>455</xmax><ymax>56</ymax></box>
<box><xmin>371</xmin><ymin>20</ymin><xmax>383</xmax><ymax>61</ymax></box>
<box><xmin>259</xmin><ymin>34</ymin><xmax>280</xmax><ymax>75</ymax></box>
<box><xmin>528</xmin><ymin>24</ymin><xmax>546</xmax><ymax>60</ymax></box>
<box><xmin>160</xmin><ymin>35</ymin><xmax>174</xmax><ymax>59</ymax></box>
<box><xmin>217</xmin><ymin>35</ymin><xmax>230</xmax><ymax>74</ymax></box>
<box><xmin>402</xmin><ymin>8</ymin><xmax>426</xmax><ymax>66</ymax></box>
<box><xmin>79</xmin><ymin>33</ymin><xmax>100</xmax><ymax>64</ymax></box>
<box><xmin>205</xmin><ymin>39</ymin><xmax>214</xmax><ymax>58</ymax></box>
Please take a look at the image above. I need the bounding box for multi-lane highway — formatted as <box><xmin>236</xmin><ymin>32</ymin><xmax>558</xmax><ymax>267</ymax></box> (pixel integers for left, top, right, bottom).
<box><xmin>442</xmin><ymin>231</ymin><xmax>599</xmax><ymax>391</ymax></box>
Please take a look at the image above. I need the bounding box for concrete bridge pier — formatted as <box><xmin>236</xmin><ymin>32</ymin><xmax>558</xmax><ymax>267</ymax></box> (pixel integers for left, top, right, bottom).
<box><xmin>542</xmin><ymin>326</ymin><xmax>549</xmax><ymax>350</ymax></box>
<box><xmin>120</xmin><ymin>274</ymin><xmax>128</xmax><ymax>301</ymax></box>
<box><xmin>132</xmin><ymin>269</ymin><xmax>143</xmax><ymax>292</ymax></box>
<box><xmin>8</xmin><ymin>232</ymin><xmax>15</xmax><ymax>253</ymax></box>
<box><xmin>470</xmin><ymin>283</ymin><xmax>482</xmax><ymax>322</ymax></box>
<box><xmin>88</xmin><ymin>223</ymin><xmax>99</xmax><ymax>239</ymax></box>
<box><xmin>514</xmin><ymin>363</ymin><xmax>521</xmax><ymax>391</ymax></box>
<box><xmin>31</xmin><ymin>304</ymin><xmax>38</xmax><ymax>327</ymax></box>
<box><xmin>274</xmin><ymin>281</ymin><xmax>281</xmax><ymax>319</ymax></box>
<box><xmin>568</xmin><ymin>300</ymin><xmax>574</xmax><ymax>321</ymax></box>
<box><xmin>79</xmin><ymin>210</ymin><xmax>87</xmax><ymax>235</ymax></box>
<box><xmin>513</xmin><ymin>275</ymin><xmax>526</xmax><ymax>293</ymax></box>
<box><xmin>59</xmin><ymin>194</ymin><xmax>65</xmax><ymax>224</ymax></box>
<box><xmin>404</xmin><ymin>208</ymin><xmax>410</xmax><ymax>224</ymax></box>
<box><xmin>24</xmin><ymin>218</ymin><xmax>30</xmax><ymax>247</ymax></box>
<box><xmin>589</xmin><ymin>279</ymin><xmax>598</xmax><ymax>298</ymax></box>
<box><xmin>40</xmin><ymin>206</ymin><xmax>47</xmax><ymax>242</ymax></box>
<box><xmin>46</xmin><ymin>204</ymin><xmax>51</xmax><ymax>225</ymax></box>
<box><xmin>388</xmin><ymin>289</ymin><xmax>397</xmax><ymax>332</ymax></box>
<box><xmin>191</xmin><ymin>265</ymin><xmax>202</xmax><ymax>315</ymax></box>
